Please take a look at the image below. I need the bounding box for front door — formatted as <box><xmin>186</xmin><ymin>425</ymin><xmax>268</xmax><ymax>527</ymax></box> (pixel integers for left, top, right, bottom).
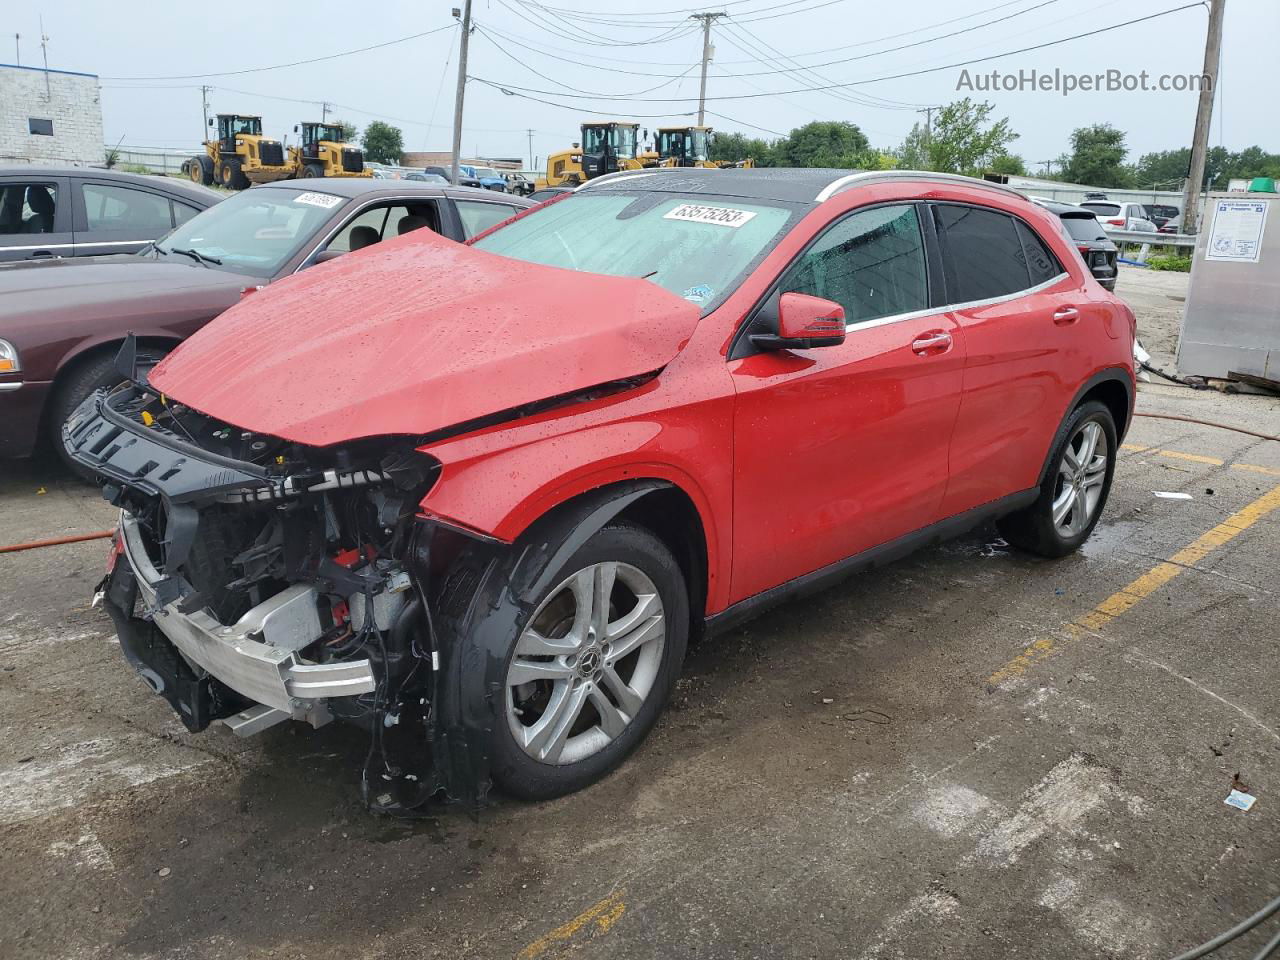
<box><xmin>0</xmin><ymin>177</ymin><xmax>73</xmax><ymax>261</ymax></box>
<box><xmin>728</xmin><ymin>202</ymin><xmax>966</xmax><ymax>603</ymax></box>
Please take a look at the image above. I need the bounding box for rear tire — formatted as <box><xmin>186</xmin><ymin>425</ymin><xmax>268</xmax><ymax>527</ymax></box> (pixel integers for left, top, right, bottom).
<box><xmin>485</xmin><ymin>523</ymin><xmax>689</xmax><ymax>800</ymax></box>
<box><xmin>998</xmin><ymin>400</ymin><xmax>1117</xmax><ymax>558</ymax></box>
<box><xmin>189</xmin><ymin>155</ymin><xmax>213</xmax><ymax>185</ymax></box>
<box><xmin>49</xmin><ymin>348</ymin><xmax>167</xmax><ymax>481</ymax></box>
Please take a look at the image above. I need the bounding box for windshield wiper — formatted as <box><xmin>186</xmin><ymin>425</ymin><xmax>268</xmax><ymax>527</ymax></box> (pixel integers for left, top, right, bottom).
<box><xmin>170</xmin><ymin>247</ymin><xmax>222</xmax><ymax>266</ymax></box>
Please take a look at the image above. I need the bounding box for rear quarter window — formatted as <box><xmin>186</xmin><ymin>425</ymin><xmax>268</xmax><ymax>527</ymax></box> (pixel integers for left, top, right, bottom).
<box><xmin>1015</xmin><ymin>220</ymin><xmax>1063</xmax><ymax>286</ymax></box>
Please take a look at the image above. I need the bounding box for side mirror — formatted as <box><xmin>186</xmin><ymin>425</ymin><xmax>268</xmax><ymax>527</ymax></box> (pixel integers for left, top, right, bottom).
<box><xmin>751</xmin><ymin>293</ymin><xmax>846</xmax><ymax>350</ymax></box>
<box><xmin>207</xmin><ymin>117</ymin><xmax>214</xmax><ymax>127</ymax></box>
<box><xmin>293</xmin><ymin>124</ymin><xmax>299</xmax><ymax>133</ymax></box>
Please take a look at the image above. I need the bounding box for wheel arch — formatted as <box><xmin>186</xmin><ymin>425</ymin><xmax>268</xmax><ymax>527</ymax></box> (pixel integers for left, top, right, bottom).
<box><xmin>43</xmin><ymin>334</ymin><xmax>182</xmax><ymax>436</ymax></box>
<box><xmin>1036</xmin><ymin>366</ymin><xmax>1133</xmax><ymax>487</ymax></box>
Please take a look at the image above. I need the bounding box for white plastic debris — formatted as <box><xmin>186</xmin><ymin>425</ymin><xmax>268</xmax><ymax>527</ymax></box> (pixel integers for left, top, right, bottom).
<box><xmin>1153</xmin><ymin>491</ymin><xmax>1194</xmax><ymax>500</ymax></box>
<box><xmin>1134</xmin><ymin>340</ymin><xmax>1153</xmax><ymax>383</ymax></box>
<box><xmin>1225</xmin><ymin>789</ymin><xmax>1256</xmax><ymax>812</ymax></box>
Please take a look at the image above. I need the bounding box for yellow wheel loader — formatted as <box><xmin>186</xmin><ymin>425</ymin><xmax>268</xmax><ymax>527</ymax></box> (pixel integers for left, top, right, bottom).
<box><xmin>288</xmin><ymin>122</ymin><xmax>371</xmax><ymax>179</ymax></box>
<box><xmin>186</xmin><ymin>114</ymin><xmax>291</xmax><ymax>190</ymax></box>
<box><xmin>536</xmin><ymin>122</ymin><xmax>645</xmax><ymax>188</ymax></box>
<box><xmin>653</xmin><ymin>126</ymin><xmax>755</xmax><ymax>169</ymax></box>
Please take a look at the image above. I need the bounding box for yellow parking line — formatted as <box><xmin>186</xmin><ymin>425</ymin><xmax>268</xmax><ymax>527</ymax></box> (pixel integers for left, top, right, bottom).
<box><xmin>1156</xmin><ymin>449</ymin><xmax>1224</xmax><ymax>466</ymax></box>
<box><xmin>517</xmin><ymin>890</ymin><xmax>627</xmax><ymax>960</ymax></box>
<box><xmin>1233</xmin><ymin>463</ymin><xmax>1280</xmax><ymax>478</ymax></box>
<box><xmin>1120</xmin><ymin>443</ymin><xmax>1150</xmax><ymax>452</ymax></box>
<box><xmin>988</xmin><ymin>482</ymin><xmax>1280</xmax><ymax>686</ymax></box>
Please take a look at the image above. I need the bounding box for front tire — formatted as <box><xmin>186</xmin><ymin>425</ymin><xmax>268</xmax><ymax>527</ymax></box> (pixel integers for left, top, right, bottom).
<box><xmin>998</xmin><ymin>400</ymin><xmax>1117</xmax><ymax>558</ymax></box>
<box><xmin>49</xmin><ymin>348</ymin><xmax>167</xmax><ymax>480</ymax></box>
<box><xmin>219</xmin><ymin>159</ymin><xmax>249</xmax><ymax>190</ymax></box>
<box><xmin>487</xmin><ymin>523</ymin><xmax>688</xmax><ymax>800</ymax></box>
<box><xmin>302</xmin><ymin>162</ymin><xmax>324</xmax><ymax>178</ymax></box>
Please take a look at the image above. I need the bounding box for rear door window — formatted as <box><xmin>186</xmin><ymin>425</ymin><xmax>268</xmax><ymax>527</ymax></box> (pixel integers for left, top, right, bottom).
<box><xmin>935</xmin><ymin>204</ymin><xmax>1031</xmax><ymax>303</ymax></box>
<box><xmin>781</xmin><ymin>203</ymin><xmax>929</xmax><ymax>325</ymax></box>
<box><xmin>0</xmin><ymin>182</ymin><xmax>59</xmax><ymax>235</ymax></box>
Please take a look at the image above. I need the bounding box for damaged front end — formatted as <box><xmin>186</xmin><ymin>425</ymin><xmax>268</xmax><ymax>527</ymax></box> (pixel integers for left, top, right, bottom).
<box><xmin>65</xmin><ymin>381</ymin><xmax>484</xmax><ymax>811</ymax></box>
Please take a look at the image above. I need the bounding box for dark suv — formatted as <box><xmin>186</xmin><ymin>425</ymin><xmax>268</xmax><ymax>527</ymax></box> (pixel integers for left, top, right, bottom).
<box><xmin>1034</xmin><ymin>199</ymin><xmax>1118</xmax><ymax>291</ymax></box>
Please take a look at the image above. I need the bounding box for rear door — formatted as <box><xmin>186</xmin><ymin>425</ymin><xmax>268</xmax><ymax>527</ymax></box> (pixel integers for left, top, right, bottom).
<box><xmin>933</xmin><ymin>203</ymin><xmax>1079</xmax><ymax>516</ymax></box>
<box><xmin>728</xmin><ymin>202</ymin><xmax>966</xmax><ymax>602</ymax></box>
<box><xmin>0</xmin><ymin>176</ymin><xmax>73</xmax><ymax>261</ymax></box>
<box><xmin>73</xmin><ymin>178</ymin><xmax>180</xmax><ymax>256</ymax></box>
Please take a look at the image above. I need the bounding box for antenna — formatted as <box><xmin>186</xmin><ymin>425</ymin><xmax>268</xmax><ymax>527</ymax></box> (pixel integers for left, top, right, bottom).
<box><xmin>39</xmin><ymin>16</ymin><xmax>50</xmax><ymax>99</ymax></box>
<box><xmin>13</xmin><ymin>33</ymin><xmax>19</xmax><ymax>66</ymax></box>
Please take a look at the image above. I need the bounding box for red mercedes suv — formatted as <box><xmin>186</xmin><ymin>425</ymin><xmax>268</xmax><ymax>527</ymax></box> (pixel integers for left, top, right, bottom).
<box><xmin>66</xmin><ymin>168</ymin><xmax>1136</xmax><ymax>809</ymax></box>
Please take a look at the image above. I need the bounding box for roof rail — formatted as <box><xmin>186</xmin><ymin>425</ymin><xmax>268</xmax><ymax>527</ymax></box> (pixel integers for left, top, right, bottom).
<box><xmin>816</xmin><ymin>169</ymin><xmax>1028</xmax><ymax>203</ymax></box>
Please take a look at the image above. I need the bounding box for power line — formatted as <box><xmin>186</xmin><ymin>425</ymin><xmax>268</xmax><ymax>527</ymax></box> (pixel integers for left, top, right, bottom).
<box><xmin>100</xmin><ymin>24</ymin><xmax>454</xmax><ymax>81</ymax></box>
<box><xmin>470</xmin><ymin>3</ymin><xmax>1205</xmax><ymax>102</ymax></box>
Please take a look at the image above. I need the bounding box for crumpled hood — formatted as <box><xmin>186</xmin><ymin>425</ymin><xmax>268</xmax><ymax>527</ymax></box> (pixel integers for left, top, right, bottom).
<box><xmin>151</xmin><ymin>227</ymin><xmax>700</xmax><ymax>447</ymax></box>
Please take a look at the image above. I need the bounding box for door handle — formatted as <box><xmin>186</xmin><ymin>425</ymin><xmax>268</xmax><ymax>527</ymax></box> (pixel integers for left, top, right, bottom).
<box><xmin>911</xmin><ymin>330</ymin><xmax>953</xmax><ymax>355</ymax></box>
<box><xmin>1053</xmin><ymin>306</ymin><xmax>1080</xmax><ymax>325</ymax></box>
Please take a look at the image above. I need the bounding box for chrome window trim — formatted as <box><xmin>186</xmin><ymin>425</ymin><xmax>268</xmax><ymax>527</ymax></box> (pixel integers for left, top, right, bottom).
<box><xmin>840</xmin><ymin>271</ymin><xmax>1069</xmax><ymax>334</ymax></box>
<box><xmin>0</xmin><ymin>382</ymin><xmax>22</xmax><ymax>393</ymax></box>
<box><xmin>0</xmin><ymin>241</ymin><xmax>75</xmax><ymax>251</ymax></box>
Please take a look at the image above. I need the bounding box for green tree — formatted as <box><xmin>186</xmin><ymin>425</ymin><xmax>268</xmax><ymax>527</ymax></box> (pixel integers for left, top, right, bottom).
<box><xmin>332</xmin><ymin>119</ymin><xmax>359</xmax><ymax>142</ymax></box>
<box><xmin>1132</xmin><ymin>148</ymin><xmax>1190</xmax><ymax>188</ymax></box>
<box><xmin>361</xmin><ymin>120</ymin><xmax>404</xmax><ymax>165</ymax></box>
<box><xmin>1061</xmin><ymin>124</ymin><xmax>1133</xmax><ymax>188</ymax></box>
<box><xmin>988</xmin><ymin>153</ymin><xmax>1027</xmax><ymax>176</ymax></box>
<box><xmin>709</xmin><ymin>131</ymin><xmax>777</xmax><ymax>167</ymax></box>
<box><xmin>894</xmin><ymin>100</ymin><xmax>1018</xmax><ymax>176</ymax></box>
<box><xmin>926</xmin><ymin>99</ymin><xmax>1019</xmax><ymax>176</ymax></box>
<box><xmin>776</xmin><ymin>121</ymin><xmax>870</xmax><ymax>167</ymax></box>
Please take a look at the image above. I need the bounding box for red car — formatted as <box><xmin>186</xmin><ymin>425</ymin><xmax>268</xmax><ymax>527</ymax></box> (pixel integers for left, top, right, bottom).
<box><xmin>66</xmin><ymin>169</ymin><xmax>1136</xmax><ymax>809</ymax></box>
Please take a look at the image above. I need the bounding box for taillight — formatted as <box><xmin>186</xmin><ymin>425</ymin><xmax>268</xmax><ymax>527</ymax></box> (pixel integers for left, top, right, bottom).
<box><xmin>1106</xmin><ymin>218</ymin><xmax>1125</xmax><ymax>226</ymax></box>
<box><xmin>1077</xmin><ymin>245</ymin><xmax>1090</xmax><ymax>256</ymax></box>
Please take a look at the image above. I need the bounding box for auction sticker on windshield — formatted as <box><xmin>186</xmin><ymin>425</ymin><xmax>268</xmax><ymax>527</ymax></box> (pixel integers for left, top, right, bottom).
<box><xmin>293</xmin><ymin>192</ymin><xmax>343</xmax><ymax>209</ymax></box>
<box><xmin>664</xmin><ymin>203</ymin><xmax>757</xmax><ymax>228</ymax></box>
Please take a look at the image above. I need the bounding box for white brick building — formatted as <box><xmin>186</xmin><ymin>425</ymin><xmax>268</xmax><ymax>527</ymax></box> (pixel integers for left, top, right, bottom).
<box><xmin>0</xmin><ymin>63</ymin><xmax>104</xmax><ymax>166</ymax></box>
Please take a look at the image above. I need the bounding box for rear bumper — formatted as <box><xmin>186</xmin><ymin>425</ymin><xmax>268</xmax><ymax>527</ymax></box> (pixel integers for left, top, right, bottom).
<box><xmin>0</xmin><ymin>380</ymin><xmax>51</xmax><ymax>459</ymax></box>
<box><xmin>119</xmin><ymin>511</ymin><xmax>375</xmax><ymax>715</ymax></box>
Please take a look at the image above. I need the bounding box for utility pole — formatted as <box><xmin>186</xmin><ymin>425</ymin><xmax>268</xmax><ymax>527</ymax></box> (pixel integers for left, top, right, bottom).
<box><xmin>690</xmin><ymin>12</ymin><xmax>725</xmax><ymax>127</ymax></box>
<box><xmin>13</xmin><ymin>33</ymin><xmax>19</xmax><ymax>66</ymax></box>
<box><xmin>1181</xmin><ymin>0</ymin><xmax>1225</xmax><ymax>234</ymax></box>
<box><xmin>527</xmin><ymin>128</ymin><xmax>534</xmax><ymax>169</ymax></box>
<box><xmin>917</xmin><ymin>106</ymin><xmax>934</xmax><ymax>169</ymax></box>
<box><xmin>200</xmin><ymin>84</ymin><xmax>211</xmax><ymax>139</ymax></box>
<box><xmin>449</xmin><ymin>3</ymin><xmax>472</xmax><ymax>186</ymax></box>
<box><xmin>321</xmin><ymin>101</ymin><xmax>330</xmax><ymax>123</ymax></box>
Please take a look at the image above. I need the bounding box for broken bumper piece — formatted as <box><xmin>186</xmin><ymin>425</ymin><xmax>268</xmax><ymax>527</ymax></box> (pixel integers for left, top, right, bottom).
<box><xmin>120</xmin><ymin>512</ymin><xmax>375</xmax><ymax>726</ymax></box>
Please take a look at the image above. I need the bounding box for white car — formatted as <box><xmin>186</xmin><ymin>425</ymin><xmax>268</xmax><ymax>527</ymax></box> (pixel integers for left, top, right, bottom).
<box><xmin>1079</xmin><ymin>201</ymin><xmax>1157</xmax><ymax>232</ymax></box>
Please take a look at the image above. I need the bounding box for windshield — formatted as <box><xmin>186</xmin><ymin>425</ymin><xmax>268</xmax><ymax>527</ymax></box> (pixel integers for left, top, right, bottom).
<box><xmin>656</xmin><ymin>129</ymin><xmax>686</xmax><ymax>159</ymax></box>
<box><xmin>226</xmin><ymin>116</ymin><xmax>261</xmax><ymax>136</ymax></box>
<box><xmin>315</xmin><ymin>124</ymin><xmax>344</xmax><ymax>142</ymax></box>
<box><xmin>1081</xmin><ymin>202</ymin><xmax>1121</xmax><ymax>217</ymax></box>
<box><xmin>148</xmin><ymin>186</ymin><xmax>344</xmax><ymax>278</ymax></box>
<box><xmin>582</xmin><ymin>125</ymin><xmax>638</xmax><ymax>160</ymax></box>
<box><xmin>472</xmin><ymin>192</ymin><xmax>797</xmax><ymax>313</ymax></box>
<box><xmin>476</xmin><ymin>167</ymin><xmax>500</xmax><ymax>179</ymax></box>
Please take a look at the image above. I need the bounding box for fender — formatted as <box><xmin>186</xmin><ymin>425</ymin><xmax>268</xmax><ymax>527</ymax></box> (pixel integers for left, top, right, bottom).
<box><xmin>417</xmin><ymin>404</ymin><xmax>732</xmax><ymax>612</ymax></box>
<box><xmin>54</xmin><ymin>329</ymin><xmax>183</xmax><ymax>379</ymax></box>
<box><xmin>1036</xmin><ymin>365</ymin><xmax>1134</xmax><ymax>487</ymax></box>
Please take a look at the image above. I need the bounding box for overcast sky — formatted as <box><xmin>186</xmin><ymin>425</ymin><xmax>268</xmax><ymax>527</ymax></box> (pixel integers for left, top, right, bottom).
<box><xmin>8</xmin><ymin>0</ymin><xmax>1272</xmax><ymax>172</ymax></box>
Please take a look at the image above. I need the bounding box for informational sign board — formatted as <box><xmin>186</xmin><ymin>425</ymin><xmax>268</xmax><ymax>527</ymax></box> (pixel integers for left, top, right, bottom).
<box><xmin>1178</xmin><ymin>194</ymin><xmax>1280</xmax><ymax>380</ymax></box>
<box><xmin>1205</xmin><ymin>199</ymin><xmax>1268</xmax><ymax>263</ymax></box>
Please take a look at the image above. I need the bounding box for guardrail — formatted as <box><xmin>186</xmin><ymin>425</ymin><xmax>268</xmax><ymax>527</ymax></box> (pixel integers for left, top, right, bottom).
<box><xmin>1105</xmin><ymin>228</ymin><xmax>1197</xmax><ymax>249</ymax></box>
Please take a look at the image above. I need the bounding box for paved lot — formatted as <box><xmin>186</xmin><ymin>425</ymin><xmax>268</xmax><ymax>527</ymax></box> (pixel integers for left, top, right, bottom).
<box><xmin>2</xmin><ymin>273</ymin><xmax>1278</xmax><ymax>959</ymax></box>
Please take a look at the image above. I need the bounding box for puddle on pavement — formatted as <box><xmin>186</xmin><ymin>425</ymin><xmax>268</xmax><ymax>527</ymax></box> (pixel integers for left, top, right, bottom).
<box><xmin>1078</xmin><ymin>518</ymin><xmax>1144</xmax><ymax>559</ymax></box>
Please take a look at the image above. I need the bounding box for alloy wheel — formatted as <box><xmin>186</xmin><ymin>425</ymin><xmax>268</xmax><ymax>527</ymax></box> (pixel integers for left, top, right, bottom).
<box><xmin>1052</xmin><ymin>420</ymin><xmax>1108</xmax><ymax>537</ymax></box>
<box><xmin>506</xmin><ymin>561</ymin><xmax>666</xmax><ymax>765</ymax></box>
